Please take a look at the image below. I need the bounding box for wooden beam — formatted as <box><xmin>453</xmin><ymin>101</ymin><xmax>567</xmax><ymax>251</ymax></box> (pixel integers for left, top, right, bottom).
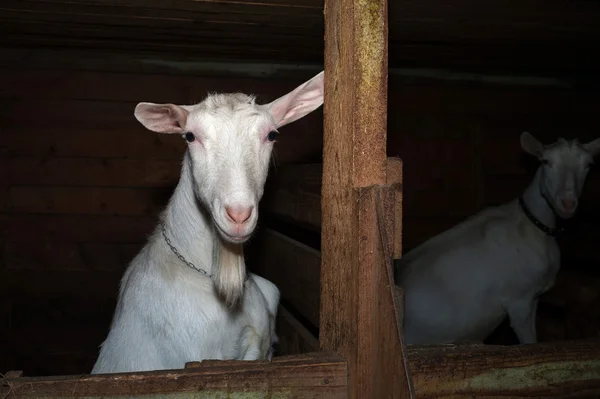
<box><xmin>322</xmin><ymin>0</ymin><xmax>412</xmax><ymax>397</ymax></box>
<box><xmin>1</xmin><ymin>353</ymin><xmax>347</xmax><ymax>398</ymax></box>
<box><xmin>407</xmin><ymin>340</ymin><xmax>600</xmax><ymax>398</ymax></box>
<box><xmin>386</xmin><ymin>158</ymin><xmax>403</xmax><ymax>259</ymax></box>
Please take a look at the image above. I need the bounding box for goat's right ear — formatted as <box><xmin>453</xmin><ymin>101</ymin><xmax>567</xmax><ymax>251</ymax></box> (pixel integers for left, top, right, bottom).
<box><xmin>265</xmin><ymin>71</ymin><xmax>324</xmax><ymax>128</ymax></box>
<box><xmin>134</xmin><ymin>102</ymin><xmax>189</xmax><ymax>134</ymax></box>
<box><xmin>583</xmin><ymin>137</ymin><xmax>600</xmax><ymax>157</ymax></box>
<box><xmin>520</xmin><ymin>131</ymin><xmax>544</xmax><ymax>158</ymax></box>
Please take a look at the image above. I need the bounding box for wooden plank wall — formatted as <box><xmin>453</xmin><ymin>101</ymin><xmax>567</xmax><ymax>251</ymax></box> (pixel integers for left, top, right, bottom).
<box><xmin>0</xmin><ymin>58</ymin><xmax>321</xmax><ymax>376</ymax></box>
<box><xmin>1</xmin><ymin>51</ymin><xmax>600</xmax><ymax>376</ymax></box>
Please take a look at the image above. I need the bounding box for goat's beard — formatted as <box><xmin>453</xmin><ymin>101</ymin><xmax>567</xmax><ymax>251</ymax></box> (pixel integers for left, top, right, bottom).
<box><xmin>211</xmin><ymin>233</ymin><xmax>246</xmax><ymax>309</ymax></box>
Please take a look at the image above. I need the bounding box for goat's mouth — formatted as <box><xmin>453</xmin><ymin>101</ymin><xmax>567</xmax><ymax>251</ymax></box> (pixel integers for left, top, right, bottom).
<box><xmin>556</xmin><ymin>207</ymin><xmax>577</xmax><ymax>220</ymax></box>
<box><xmin>214</xmin><ymin>222</ymin><xmax>253</xmax><ymax>243</ymax></box>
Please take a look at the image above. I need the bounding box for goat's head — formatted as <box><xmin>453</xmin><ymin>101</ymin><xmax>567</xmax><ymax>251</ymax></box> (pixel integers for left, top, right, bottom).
<box><xmin>521</xmin><ymin>131</ymin><xmax>600</xmax><ymax>219</ymax></box>
<box><xmin>134</xmin><ymin>72</ymin><xmax>324</xmax><ymax>242</ymax></box>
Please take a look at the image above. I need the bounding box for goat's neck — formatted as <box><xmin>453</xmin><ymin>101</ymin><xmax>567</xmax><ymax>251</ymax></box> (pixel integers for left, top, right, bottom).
<box><xmin>521</xmin><ymin>167</ymin><xmax>557</xmax><ymax>229</ymax></box>
<box><xmin>161</xmin><ymin>153</ymin><xmax>216</xmax><ymax>275</ymax></box>
<box><xmin>160</xmin><ymin>153</ymin><xmax>246</xmax><ymax>306</ymax></box>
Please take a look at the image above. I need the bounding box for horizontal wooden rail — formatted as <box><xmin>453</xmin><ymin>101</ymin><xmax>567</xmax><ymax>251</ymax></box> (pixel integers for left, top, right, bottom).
<box><xmin>408</xmin><ymin>340</ymin><xmax>600</xmax><ymax>398</ymax></box>
<box><xmin>270</xmin><ymin>328</ymin><xmax>600</xmax><ymax>398</ymax></box>
<box><xmin>0</xmin><ymin>353</ymin><xmax>347</xmax><ymax>398</ymax></box>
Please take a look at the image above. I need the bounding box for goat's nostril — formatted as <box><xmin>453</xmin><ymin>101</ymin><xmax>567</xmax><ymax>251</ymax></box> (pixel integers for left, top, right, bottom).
<box><xmin>225</xmin><ymin>206</ymin><xmax>253</xmax><ymax>224</ymax></box>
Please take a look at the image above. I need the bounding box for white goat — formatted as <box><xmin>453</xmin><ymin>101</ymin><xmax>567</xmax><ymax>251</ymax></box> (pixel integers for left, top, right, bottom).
<box><xmin>398</xmin><ymin>132</ymin><xmax>600</xmax><ymax>345</ymax></box>
<box><xmin>91</xmin><ymin>72</ymin><xmax>325</xmax><ymax>374</ymax></box>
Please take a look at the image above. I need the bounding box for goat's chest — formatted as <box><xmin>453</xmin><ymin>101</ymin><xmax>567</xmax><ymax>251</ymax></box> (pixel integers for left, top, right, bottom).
<box><xmin>154</xmin><ymin>277</ymin><xmax>271</xmax><ymax>360</ymax></box>
<box><xmin>493</xmin><ymin>224</ymin><xmax>560</xmax><ymax>296</ymax></box>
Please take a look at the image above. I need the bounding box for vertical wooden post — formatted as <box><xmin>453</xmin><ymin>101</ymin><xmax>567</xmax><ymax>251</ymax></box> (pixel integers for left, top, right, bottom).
<box><xmin>321</xmin><ymin>0</ymin><xmax>414</xmax><ymax>397</ymax></box>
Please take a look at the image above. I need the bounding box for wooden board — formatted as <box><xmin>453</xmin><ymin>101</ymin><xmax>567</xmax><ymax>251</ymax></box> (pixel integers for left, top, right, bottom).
<box><xmin>0</xmin><ymin>214</ymin><xmax>156</xmax><ymax>242</ymax></box>
<box><xmin>7</xmin><ymin>157</ymin><xmax>182</xmax><ymax>187</ymax></box>
<box><xmin>0</xmin><ymin>271</ymin><xmax>122</xmax><ymax>299</ymax></box>
<box><xmin>0</xmin><ymin>126</ymin><xmax>186</xmax><ymax>160</ymax></box>
<box><xmin>8</xmin><ymin>186</ymin><xmax>172</xmax><ymax>216</ymax></box>
<box><xmin>407</xmin><ymin>340</ymin><xmax>600</xmax><ymax>398</ymax></box>
<box><xmin>1</xmin><ymin>0</ymin><xmax>600</xmax><ymax>75</ymax></box>
<box><xmin>2</xmin><ymin>240</ymin><xmax>139</xmax><ymax>272</ymax></box>
<box><xmin>1</xmin><ymin>353</ymin><xmax>348</xmax><ymax>398</ymax></box>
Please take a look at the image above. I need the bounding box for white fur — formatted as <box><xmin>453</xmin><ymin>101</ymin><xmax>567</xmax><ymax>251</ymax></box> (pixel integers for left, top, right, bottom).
<box><xmin>398</xmin><ymin>132</ymin><xmax>600</xmax><ymax>345</ymax></box>
<box><xmin>91</xmin><ymin>72</ymin><xmax>324</xmax><ymax>374</ymax></box>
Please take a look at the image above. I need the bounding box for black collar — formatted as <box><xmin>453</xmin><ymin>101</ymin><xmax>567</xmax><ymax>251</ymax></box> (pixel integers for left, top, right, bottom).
<box><xmin>518</xmin><ymin>197</ymin><xmax>564</xmax><ymax>237</ymax></box>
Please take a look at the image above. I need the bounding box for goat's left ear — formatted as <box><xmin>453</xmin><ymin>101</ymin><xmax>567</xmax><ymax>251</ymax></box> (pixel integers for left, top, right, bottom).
<box><xmin>134</xmin><ymin>102</ymin><xmax>189</xmax><ymax>134</ymax></box>
<box><xmin>264</xmin><ymin>71</ymin><xmax>324</xmax><ymax>128</ymax></box>
<box><xmin>583</xmin><ymin>138</ymin><xmax>600</xmax><ymax>157</ymax></box>
<box><xmin>520</xmin><ymin>131</ymin><xmax>544</xmax><ymax>158</ymax></box>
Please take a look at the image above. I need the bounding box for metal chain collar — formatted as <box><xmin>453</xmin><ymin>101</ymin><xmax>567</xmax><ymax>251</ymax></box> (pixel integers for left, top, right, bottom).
<box><xmin>518</xmin><ymin>197</ymin><xmax>564</xmax><ymax>237</ymax></box>
<box><xmin>160</xmin><ymin>222</ymin><xmax>211</xmax><ymax>277</ymax></box>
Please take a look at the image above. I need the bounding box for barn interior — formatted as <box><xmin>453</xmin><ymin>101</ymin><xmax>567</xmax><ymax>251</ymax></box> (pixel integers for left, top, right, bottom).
<box><xmin>1</xmin><ymin>0</ymin><xmax>600</xmax><ymax>389</ymax></box>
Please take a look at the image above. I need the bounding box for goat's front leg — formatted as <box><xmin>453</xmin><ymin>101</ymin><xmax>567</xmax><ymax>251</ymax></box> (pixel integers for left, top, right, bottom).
<box><xmin>238</xmin><ymin>326</ymin><xmax>263</xmax><ymax>360</ymax></box>
<box><xmin>505</xmin><ymin>297</ymin><xmax>538</xmax><ymax>344</ymax></box>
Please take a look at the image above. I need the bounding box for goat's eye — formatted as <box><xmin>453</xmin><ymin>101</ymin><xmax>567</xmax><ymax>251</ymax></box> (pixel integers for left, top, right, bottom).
<box><xmin>267</xmin><ymin>131</ymin><xmax>278</xmax><ymax>142</ymax></box>
<box><xmin>184</xmin><ymin>132</ymin><xmax>195</xmax><ymax>143</ymax></box>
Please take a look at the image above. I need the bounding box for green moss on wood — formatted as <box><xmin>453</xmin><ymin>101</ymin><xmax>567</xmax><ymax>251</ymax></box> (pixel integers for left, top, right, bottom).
<box><xmin>464</xmin><ymin>360</ymin><xmax>600</xmax><ymax>391</ymax></box>
<box><xmin>13</xmin><ymin>391</ymin><xmax>293</xmax><ymax>399</ymax></box>
<box><xmin>355</xmin><ymin>0</ymin><xmax>386</xmax><ymax>93</ymax></box>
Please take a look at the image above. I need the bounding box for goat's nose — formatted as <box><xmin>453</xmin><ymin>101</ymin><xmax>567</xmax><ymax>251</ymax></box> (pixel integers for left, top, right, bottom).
<box><xmin>226</xmin><ymin>205</ymin><xmax>253</xmax><ymax>224</ymax></box>
<box><xmin>561</xmin><ymin>198</ymin><xmax>577</xmax><ymax>210</ymax></box>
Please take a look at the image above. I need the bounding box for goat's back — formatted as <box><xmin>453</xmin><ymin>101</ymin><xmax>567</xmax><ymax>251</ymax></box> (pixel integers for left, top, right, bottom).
<box><xmin>397</xmin><ymin>200</ymin><xmax>559</xmax><ymax>344</ymax></box>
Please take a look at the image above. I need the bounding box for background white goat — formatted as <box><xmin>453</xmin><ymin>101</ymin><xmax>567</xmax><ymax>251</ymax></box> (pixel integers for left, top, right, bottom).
<box><xmin>397</xmin><ymin>132</ymin><xmax>600</xmax><ymax>345</ymax></box>
<box><xmin>91</xmin><ymin>71</ymin><xmax>324</xmax><ymax>374</ymax></box>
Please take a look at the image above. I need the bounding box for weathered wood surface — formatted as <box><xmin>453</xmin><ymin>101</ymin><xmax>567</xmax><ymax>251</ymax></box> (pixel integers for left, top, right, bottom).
<box><xmin>321</xmin><ymin>0</ymin><xmax>413</xmax><ymax>396</ymax></box>
<box><xmin>4</xmin><ymin>340</ymin><xmax>600</xmax><ymax>398</ymax></box>
<box><xmin>2</xmin><ymin>0</ymin><xmax>600</xmax><ymax>75</ymax></box>
<box><xmin>190</xmin><ymin>310</ymin><xmax>600</xmax><ymax>398</ymax></box>
<box><xmin>3</xmin><ymin>370</ymin><xmax>23</xmax><ymax>379</ymax></box>
<box><xmin>407</xmin><ymin>340</ymin><xmax>600</xmax><ymax>398</ymax></box>
<box><xmin>1</xmin><ymin>353</ymin><xmax>347</xmax><ymax>398</ymax></box>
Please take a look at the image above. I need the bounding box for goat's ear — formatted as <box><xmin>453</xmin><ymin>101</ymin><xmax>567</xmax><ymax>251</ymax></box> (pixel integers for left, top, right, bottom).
<box><xmin>134</xmin><ymin>102</ymin><xmax>189</xmax><ymax>134</ymax></box>
<box><xmin>265</xmin><ymin>71</ymin><xmax>324</xmax><ymax>128</ymax></box>
<box><xmin>583</xmin><ymin>137</ymin><xmax>600</xmax><ymax>157</ymax></box>
<box><xmin>520</xmin><ymin>131</ymin><xmax>544</xmax><ymax>158</ymax></box>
